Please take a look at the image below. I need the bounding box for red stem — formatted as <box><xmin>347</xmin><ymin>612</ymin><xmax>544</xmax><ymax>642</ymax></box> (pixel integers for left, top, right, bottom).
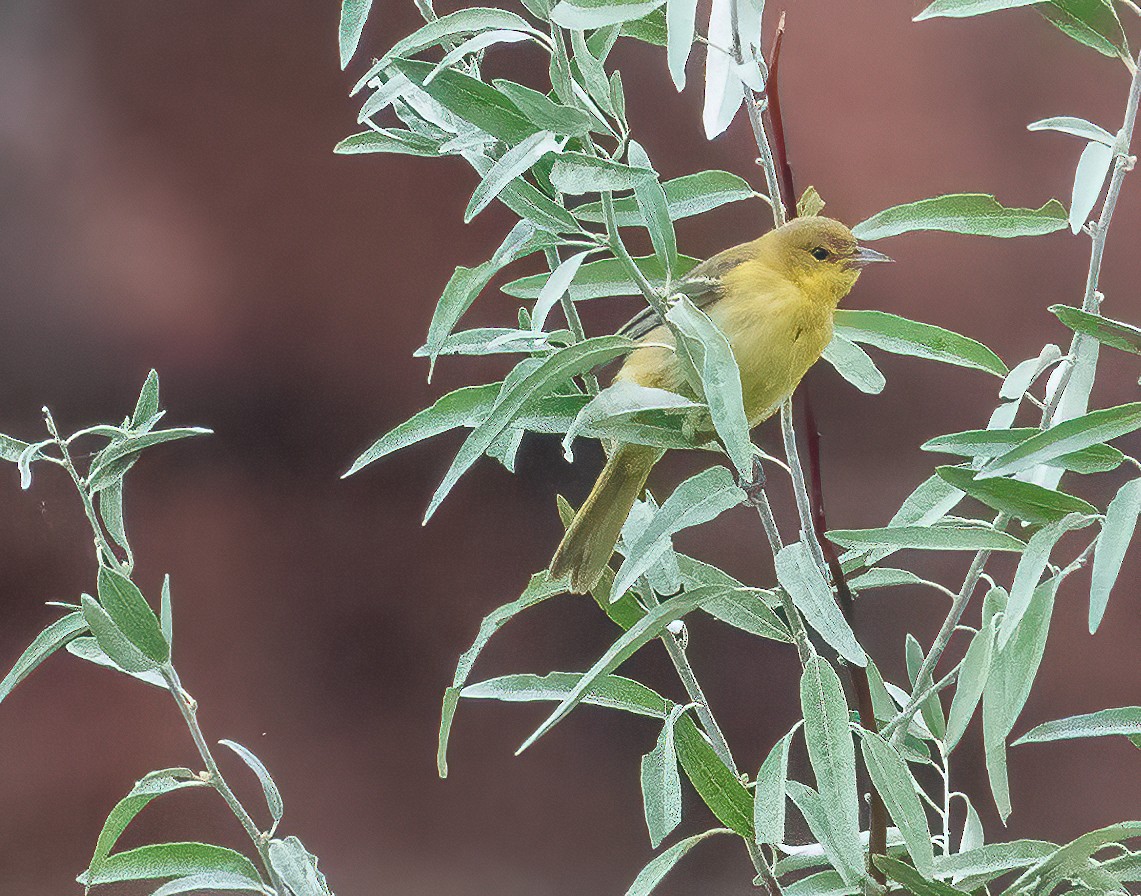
<box><xmin>763</xmin><ymin>12</ymin><xmax>797</xmax><ymax>220</ymax></box>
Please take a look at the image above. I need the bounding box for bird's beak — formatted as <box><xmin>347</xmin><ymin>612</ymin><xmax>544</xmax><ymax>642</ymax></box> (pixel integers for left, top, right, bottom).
<box><xmin>850</xmin><ymin>245</ymin><xmax>893</xmax><ymax>267</ymax></box>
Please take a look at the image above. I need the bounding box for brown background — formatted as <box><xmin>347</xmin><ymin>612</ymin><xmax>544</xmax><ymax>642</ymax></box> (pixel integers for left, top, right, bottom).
<box><xmin>2</xmin><ymin>1</ymin><xmax>1141</xmax><ymax>893</ymax></box>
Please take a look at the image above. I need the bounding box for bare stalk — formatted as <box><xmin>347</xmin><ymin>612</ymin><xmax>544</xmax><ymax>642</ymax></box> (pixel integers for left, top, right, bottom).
<box><xmin>1041</xmin><ymin>51</ymin><xmax>1141</xmax><ymax>426</ymax></box>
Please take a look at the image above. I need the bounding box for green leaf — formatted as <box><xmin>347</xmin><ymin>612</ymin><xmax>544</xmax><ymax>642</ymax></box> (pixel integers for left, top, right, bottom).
<box><xmin>355</xmin><ymin>8</ymin><xmax>532</xmax><ymax>90</ymax></box>
<box><xmin>532</xmin><ymin>250</ymin><xmax>591</xmax><ymax>334</ymax></box>
<box><xmin>81</xmin><ymin>595</ymin><xmax>159</xmax><ymax>674</ymax></box>
<box><xmin>574</xmin><ymin>170</ymin><xmax>756</xmax><ymax>224</ymax></box>
<box><xmin>390</xmin><ymin>58</ymin><xmax>537</xmax><ymax>143</ymax></box>
<box><xmin>641</xmin><ymin>705</ymin><xmax>686</xmax><ymax>847</ymax></box>
<box><xmin>983</xmin><ymin>579</ymin><xmax>1057</xmax><ymax>820</ymax></box>
<box><xmin>160</xmin><ymin>575</ymin><xmax>173</xmax><ymax>649</ymax></box>
<box><xmin>491</xmin><ymin>81</ymin><xmax>594</xmax><ymax>136</ymax></box>
<box><xmin>666</xmin><ymin>297</ymin><xmax>754</xmax><ymax>478</ymax></box>
<box><xmin>1001</xmin><ymin>513</ymin><xmax>1093</xmax><ymax>649</ymax></box>
<box><xmin>268</xmin><ymin>837</ymin><xmax>332</xmax><ymax>896</ymax></box>
<box><xmin>552</xmin><ymin>0</ymin><xmax>666</xmax><ymax>28</ymax></box>
<box><xmin>78</xmin><ymin>843</ymin><xmax>262</xmax><ymax>886</ymax></box>
<box><xmin>612</xmin><ymin>466</ymin><xmax>744</xmax><ymax>600</ymax></box>
<box><xmin>666</xmin><ymin>0</ymin><xmax>699</xmax><ymax>88</ymax></box>
<box><xmin>425</xmin><ymin>29</ymin><xmax>534</xmax><ymax>87</ymax></box>
<box><xmin>97</xmin><ymin>567</ymin><xmax>170</xmax><ymax>664</ymax></box>
<box><xmin>0</xmin><ymin>611</ymin><xmax>87</xmax><ymax>704</ymax></box>
<box><xmin>1069</xmin><ymin>139</ymin><xmax>1113</xmax><ymax>232</ymax></box>
<box><xmin>66</xmin><ymin>636</ymin><xmax>166</xmax><ymax>687</ymax></box>
<box><xmin>945</xmin><ymin>615</ymin><xmax>997</xmax><ymax>750</ymax></box>
<box><xmin>339</xmin><ymin>0</ymin><xmax>374</xmax><ymax>68</ymax></box>
<box><xmin>775</xmin><ymin>542</ymin><xmax>866</xmax><ymax>666</ymax></box>
<box><xmin>700</xmin><ymin>587</ymin><xmax>790</xmax><ymax>642</ymax></box>
<box><xmin>874</xmin><ymin>856</ymin><xmax>968</xmax><ymax>896</ymax></box>
<box><xmin>848</xmin><ymin>568</ymin><xmax>931</xmax><ymax>592</ymax></box>
<box><xmin>627</xmin><ymin>141</ymin><xmax>677</xmax><ymax>276</ymax></box>
<box><xmin>425</xmin><ymin>336</ymin><xmax>634</xmax><ymax>521</ymax></box>
<box><xmin>857</xmin><ymin>729</ymin><xmax>935</xmax><ymax>877</ymax></box>
<box><xmin>131</xmin><ymin>370</ymin><xmax>161</xmax><ymax>429</ymax></box>
<box><xmin>1051</xmin><ymin>304</ymin><xmax>1141</xmax><ymax>356</ymax></box>
<box><xmin>88</xmin><ymin>770</ymin><xmax>207</xmax><ymax>881</ymax></box>
<box><xmin>852</xmin><ymin>195</ymin><xmax>1068</xmax><ymax>240</ymax></box>
<box><xmin>87</xmin><ymin>428</ymin><xmax>212</xmax><ymax>492</ymax></box>
<box><xmin>754</xmin><ymin>727</ymin><xmax>796</xmax><ymax>846</ymax></box>
<box><xmin>517</xmin><ymin>585</ymin><xmax>740</xmax><ymax>752</ymax></box>
<box><xmin>0</xmin><ymin>431</ymin><xmax>32</xmax><ymax>463</ymax></box>
<box><xmin>550</xmin><ymin>153</ymin><xmax>654</xmax><ymax>193</ymax></box>
<box><xmin>1001</xmin><ymin>344</ymin><xmax>1064</xmax><ymax>400</ymax></box>
<box><xmin>569</xmin><ymin>29</ymin><xmax>616</xmax><ymax>117</ymax></box>
<box><xmin>1028</xmin><ymin>115</ymin><xmax>1116</xmax><ymax>145</ymax></box>
<box><xmin>672</xmin><ymin>718</ymin><xmax>753</xmax><ymax>837</ymax></box>
<box><xmin>220</xmin><ymin>740</ymin><xmax>284</xmax><ymax>831</ymax></box>
<box><xmin>438</xmin><ymin>570</ymin><xmax>569</xmax><ymax>777</ymax></box>
<box><xmin>913</xmin><ymin>0</ymin><xmax>1037</xmax><ymax>17</ymax></box>
<box><xmin>502</xmin><ymin>254</ymin><xmax>700</xmax><ymax>300</ymax></box>
<box><xmin>821</xmin><ymin>334</ymin><xmax>886</xmax><ymax>395</ymax></box>
<box><xmin>979</xmin><ymin>402</ymin><xmax>1141</xmax><ymax>478</ymax></box>
<box><xmin>1016</xmin><ymin>706</ymin><xmax>1141</xmax><ymax>745</ymax></box>
<box><xmin>1090</xmin><ymin>479</ymin><xmax>1141</xmax><ymax>632</ymax></box>
<box><xmin>923</xmin><ymin>427</ymin><xmax>1124</xmax><ymax>473</ymax></box>
<box><xmin>1007</xmin><ymin>822</ymin><xmax>1141</xmax><ymax>896</ymax></box>
<box><xmin>622</xmin><ymin>828</ymin><xmax>731</xmax><ymax>896</ymax></box>
<box><xmin>933</xmin><ymin>840</ymin><xmax>1056</xmax><ymax>881</ymax></box>
<box><xmin>781</xmin><ymin>871</ymin><xmax>854</xmax><ymax>896</ymax></box>
<box><xmin>905</xmin><ymin>633</ymin><xmax>947</xmax><ymax>740</ymax></box>
<box><xmin>935</xmin><ymin>466</ymin><xmax>1096</xmax><ymax>524</ymax></box>
<box><xmin>800</xmin><ymin>656</ymin><xmax>863</xmax><ymax>884</ymax></box>
<box><xmin>834</xmin><ymin>309</ymin><xmax>1007</xmax><ymax>377</ymax></box>
<box><xmin>622</xmin><ymin>7</ymin><xmax>669</xmax><ymax>44</ymax></box>
<box><xmin>150</xmin><ymin>872</ymin><xmax>272</xmax><ymax>895</ymax></box>
<box><xmin>334</xmin><ymin>128</ymin><xmax>441</xmax><ymax>157</ymax></box>
<box><xmin>828</xmin><ymin>525</ymin><xmax>1026</xmax><ymax>553</ymax></box>
<box><xmin>100</xmin><ymin>478</ymin><xmax>129</xmax><ymax>553</ymax></box>
<box><xmin>562</xmin><ymin>381</ymin><xmax>702</xmax><ymax>461</ymax></box>
<box><xmin>465</xmin><ymin>131</ymin><xmax>564</xmax><ymax>222</ymax></box>
<box><xmin>785</xmin><ymin>782</ymin><xmax>864</xmax><ymax>886</ymax></box>
<box><xmin>1038</xmin><ymin>0</ymin><xmax>1130</xmax><ymax>61</ymax></box>
<box><xmin>702</xmin><ymin>0</ymin><xmax>742</xmax><ymax>139</ymax></box>
<box><xmin>461</xmin><ymin>671</ymin><xmax>671</xmax><ymax>717</ymax></box>
<box><xmin>345</xmin><ymin>383</ymin><xmax>501</xmax><ymax>477</ymax></box>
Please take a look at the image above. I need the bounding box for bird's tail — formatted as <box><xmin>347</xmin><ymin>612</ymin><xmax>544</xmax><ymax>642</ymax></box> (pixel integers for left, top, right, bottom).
<box><xmin>551</xmin><ymin>443</ymin><xmax>659</xmax><ymax>594</ymax></box>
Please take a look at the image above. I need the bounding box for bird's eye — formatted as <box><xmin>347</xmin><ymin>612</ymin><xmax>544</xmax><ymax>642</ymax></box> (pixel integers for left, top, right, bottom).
<box><xmin>810</xmin><ymin>247</ymin><xmax>830</xmax><ymax>261</ymax></box>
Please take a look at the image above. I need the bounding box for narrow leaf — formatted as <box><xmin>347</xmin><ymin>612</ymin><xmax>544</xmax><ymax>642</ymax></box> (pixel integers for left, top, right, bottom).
<box><xmin>834</xmin><ymin>309</ymin><xmax>1007</xmax><ymax>377</ymax></box>
<box><xmin>551</xmin><ymin>0</ymin><xmax>665</xmax><ymax>29</ymax></box>
<box><xmin>822</xmin><ymin>334</ymin><xmax>886</xmax><ymax>395</ymax></box>
<box><xmin>1051</xmin><ymin>304</ymin><xmax>1141</xmax><ymax>356</ymax></box>
<box><xmin>1029</xmin><ymin>115</ymin><xmax>1116</xmax><ymax>145</ymax></box>
<box><xmin>1015</xmin><ymin>706</ymin><xmax>1141</xmax><ymax>744</ymax></box>
<box><xmin>81</xmin><ymin>595</ymin><xmax>158</xmax><ymax>674</ymax></box>
<box><xmin>935</xmin><ymin>466</ymin><xmax>1096</xmax><ymax>524</ymax></box>
<box><xmin>1090</xmin><ymin>479</ymin><xmax>1141</xmax><ymax>632</ymax></box>
<box><xmin>852</xmin><ymin>195</ymin><xmax>1067</xmax><ymax>241</ymax></box>
<box><xmin>612</xmin><ymin>466</ymin><xmax>745</xmax><ymax>601</ymax></box>
<box><xmin>0</xmin><ymin>612</ymin><xmax>87</xmax><ymax>704</ymax></box>
<box><xmin>754</xmin><ymin>728</ymin><xmax>796</xmax><ymax>846</ymax></box>
<box><xmin>828</xmin><ymin>525</ymin><xmax>1026</xmax><ymax>553</ymax></box>
<box><xmin>339</xmin><ymin>0</ymin><xmax>374</xmax><ymax>68</ymax></box>
<box><xmin>776</xmin><ymin>542</ymin><xmax>866</xmax><ymax>666</ymax></box>
<box><xmin>465</xmin><ymin>131</ymin><xmax>563</xmax><ymax>222</ymax></box>
<box><xmin>945</xmin><ymin>616</ymin><xmax>997</xmax><ymax>750</ymax></box>
<box><xmin>623</xmin><ymin>828</ymin><xmax>731</xmax><ymax>896</ymax></box>
<box><xmin>858</xmin><ymin>729</ymin><xmax>935</xmax><ymax>877</ymax></box>
<box><xmin>665</xmin><ymin>297</ymin><xmax>753</xmax><ymax>477</ymax></box>
<box><xmin>461</xmin><ymin>671</ymin><xmax>671</xmax><ymax>717</ymax></box>
<box><xmin>1069</xmin><ymin>140</ymin><xmax>1113</xmax><ymax>233</ymax></box>
<box><xmin>517</xmin><ymin>585</ymin><xmax>739</xmax><ymax>752</ymax></box>
<box><xmin>97</xmin><ymin>567</ymin><xmax>170</xmax><ymax>664</ymax></box>
<box><xmin>979</xmin><ymin>402</ymin><xmax>1141</xmax><ymax>478</ymax></box>
<box><xmin>220</xmin><ymin>740</ymin><xmax>284</xmax><ymax>830</ymax></box>
<box><xmin>800</xmin><ymin>656</ymin><xmax>863</xmax><ymax>883</ymax></box>
<box><xmin>79</xmin><ymin>843</ymin><xmax>262</xmax><ymax>886</ymax></box>
<box><xmin>641</xmin><ymin>705</ymin><xmax>686</xmax><ymax>847</ymax></box>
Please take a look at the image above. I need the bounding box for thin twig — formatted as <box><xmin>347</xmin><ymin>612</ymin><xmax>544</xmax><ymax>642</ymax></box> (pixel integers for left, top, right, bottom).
<box><xmin>1041</xmin><ymin>51</ymin><xmax>1141</xmax><ymax>426</ymax></box>
<box><xmin>781</xmin><ymin>399</ymin><xmax>828</xmax><ymax>578</ymax></box>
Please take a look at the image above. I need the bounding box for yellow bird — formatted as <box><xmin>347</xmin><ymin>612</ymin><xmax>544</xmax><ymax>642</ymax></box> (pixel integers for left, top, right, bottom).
<box><xmin>550</xmin><ymin>216</ymin><xmax>891</xmax><ymax>593</ymax></box>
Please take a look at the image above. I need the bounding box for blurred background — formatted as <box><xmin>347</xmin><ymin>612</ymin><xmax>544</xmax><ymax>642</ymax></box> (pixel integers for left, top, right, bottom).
<box><xmin>2</xmin><ymin>1</ymin><xmax>1141</xmax><ymax>893</ymax></box>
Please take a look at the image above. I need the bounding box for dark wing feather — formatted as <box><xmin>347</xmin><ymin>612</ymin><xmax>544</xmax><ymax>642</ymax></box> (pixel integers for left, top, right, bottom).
<box><xmin>615</xmin><ymin>242</ymin><xmax>755</xmax><ymax>341</ymax></box>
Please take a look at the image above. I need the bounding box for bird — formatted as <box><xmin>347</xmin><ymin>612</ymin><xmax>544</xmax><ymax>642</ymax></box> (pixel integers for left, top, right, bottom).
<box><xmin>549</xmin><ymin>216</ymin><xmax>891</xmax><ymax>594</ymax></box>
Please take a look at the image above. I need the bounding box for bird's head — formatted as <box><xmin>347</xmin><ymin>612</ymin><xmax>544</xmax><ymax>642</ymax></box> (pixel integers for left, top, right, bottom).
<box><xmin>761</xmin><ymin>216</ymin><xmax>891</xmax><ymax>307</ymax></box>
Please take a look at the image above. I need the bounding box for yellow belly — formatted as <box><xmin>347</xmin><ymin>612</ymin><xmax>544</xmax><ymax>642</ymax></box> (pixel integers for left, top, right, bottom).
<box><xmin>614</xmin><ymin>281</ymin><xmax>832</xmax><ymax>427</ymax></box>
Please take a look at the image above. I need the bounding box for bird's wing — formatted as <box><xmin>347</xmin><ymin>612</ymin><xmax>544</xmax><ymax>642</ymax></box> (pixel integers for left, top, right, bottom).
<box><xmin>616</xmin><ymin>242</ymin><xmax>755</xmax><ymax>341</ymax></box>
